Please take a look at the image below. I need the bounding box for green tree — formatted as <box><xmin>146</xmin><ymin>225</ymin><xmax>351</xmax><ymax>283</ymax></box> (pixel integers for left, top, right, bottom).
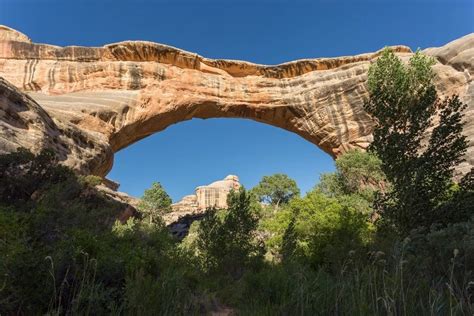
<box><xmin>318</xmin><ymin>149</ymin><xmax>386</xmax><ymax>200</ymax></box>
<box><xmin>365</xmin><ymin>49</ymin><xmax>469</xmax><ymax>234</ymax></box>
<box><xmin>315</xmin><ymin>150</ymin><xmax>386</xmax><ymax>221</ymax></box>
<box><xmin>197</xmin><ymin>188</ymin><xmax>262</xmax><ymax>278</ymax></box>
<box><xmin>252</xmin><ymin>174</ymin><xmax>300</xmax><ymax>208</ymax></box>
<box><xmin>138</xmin><ymin>182</ymin><xmax>172</xmax><ymax>223</ymax></box>
<box><xmin>261</xmin><ymin>189</ymin><xmax>373</xmax><ymax>267</ymax></box>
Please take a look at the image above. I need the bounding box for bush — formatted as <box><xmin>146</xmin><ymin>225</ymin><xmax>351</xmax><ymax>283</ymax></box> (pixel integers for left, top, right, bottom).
<box><xmin>0</xmin><ymin>148</ymin><xmax>73</xmax><ymax>205</ymax></box>
<box><xmin>318</xmin><ymin>149</ymin><xmax>386</xmax><ymax>199</ymax></box>
<box><xmin>0</xmin><ymin>150</ymin><xmax>177</xmax><ymax>314</ymax></box>
<box><xmin>79</xmin><ymin>175</ymin><xmax>103</xmax><ymax>187</ymax></box>
<box><xmin>403</xmin><ymin>219</ymin><xmax>474</xmax><ymax>283</ymax></box>
<box><xmin>197</xmin><ymin>188</ymin><xmax>263</xmax><ymax>278</ymax></box>
<box><xmin>262</xmin><ymin>189</ymin><xmax>374</xmax><ymax>268</ymax></box>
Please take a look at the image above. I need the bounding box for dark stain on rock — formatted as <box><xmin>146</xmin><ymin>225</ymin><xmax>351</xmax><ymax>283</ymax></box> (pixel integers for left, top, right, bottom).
<box><xmin>128</xmin><ymin>64</ymin><xmax>142</xmax><ymax>90</ymax></box>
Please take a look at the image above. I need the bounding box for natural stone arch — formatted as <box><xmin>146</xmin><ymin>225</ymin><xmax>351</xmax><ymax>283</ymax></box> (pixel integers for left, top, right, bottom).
<box><xmin>0</xmin><ymin>25</ymin><xmax>473</xmax><ymax>177</ymax></box>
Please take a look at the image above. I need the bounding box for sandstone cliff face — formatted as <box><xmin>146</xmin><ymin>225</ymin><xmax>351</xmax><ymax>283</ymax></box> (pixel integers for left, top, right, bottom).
<box><xmin>195</xmin><ymin>175</ymin><xmax>241</xmax><ymax>210</ymax></box>
<box><xmin>167</xmin><ymin>175</ymin><xmax>241</xmax><ymax>224</ymax></box>
<box><xmin>0</xmin><ymin>76</ymin><xmax>112</xmax><ymax>174</ymax></box>
<box><xmin>0</xmin><ymin>25</ymin><xmax>473</xmax><ymax>176</ymax></box>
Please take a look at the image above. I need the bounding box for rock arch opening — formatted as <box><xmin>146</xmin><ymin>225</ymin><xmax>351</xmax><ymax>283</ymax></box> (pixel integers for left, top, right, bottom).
<box><xmin>107</xmin><ymin>117</ymin><xmax>335</xmax><ymax>203</ymax></box>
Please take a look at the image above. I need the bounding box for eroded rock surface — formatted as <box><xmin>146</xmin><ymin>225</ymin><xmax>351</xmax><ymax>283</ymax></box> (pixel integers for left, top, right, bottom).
<box><xmin>167</xmin><ymin>175</ymin><xmax>241</xmax><ymax>224</ymax></box>
<box><xmin>0</xmin><ymin>76</ymin><xmax>112</xmax><ymax>173</ymax></box>
<box><xmin>0</xmin><ymin>25</ymin><xmax>473</xmax><ymax>176</ymax></box>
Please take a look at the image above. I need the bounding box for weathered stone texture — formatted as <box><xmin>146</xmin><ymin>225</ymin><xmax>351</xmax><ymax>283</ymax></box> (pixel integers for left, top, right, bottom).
<box><xmin>167</xmin><ymin>175</ymin><xmax>241</xmax><ymax>224</ymax></box>
<box><xmin>0</xmin><ymin>26</ymin><xmax>472</xmax><ymax>176</ymax></box>
<box><xmin>0</xmin><ymin>76</ymin><xmax>112</xmax><ymax>174</ymax></box>
<box><xmin>171</xmin><ymin>195</ymin><xmax>199</xmax><ymax>214</ymax></box>
<box><xmin>171</xmin><ymin>175</ymin><xmax>241</xmax><ymax>211</ymax></box>
<box><xmin>195</xmin><ymin>175</ymin><xmax>241</xmax><ymax>210</ymax></box>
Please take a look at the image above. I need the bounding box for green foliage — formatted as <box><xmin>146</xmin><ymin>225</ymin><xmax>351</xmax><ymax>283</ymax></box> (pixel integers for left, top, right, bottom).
<box><xmin>1</xmin><ymin>146</ymin><xmax>472</xmax><ymax>315</ymax></box>
<box><xmin>260</xmin><ymin>150</ymin><xmax>381</xmax><ymax>266</ymax></box>
<box><xmin>232</xmin><ymin>206</ymin><xmax>474</xmax><ymax>315</ymax></box>
<box><xmin>280</xmin><ymin>216</ymin><xmax>297</xmax><ymax>263</ymax></box>
<box><xmin>0</xmin><ymin>150</ymin><xmax>180</xmax><ymax>314</ymax></box>
<box><xmin>0</xmin><ymin>187</ymin><xmax>181</xmax><ymax>314</ymax></box>
<box><xmin>79</xmin><ymin>175</ymin><xmax>103</xmax><ymax>187</ymax></box>
<box><xmin>197</xmin><ymin>188</ymin><xmax>263</xmax><ymax>278</ymax></box>
<box><xmin>138</xmin><ymin>182</ymin><xmax>172</xmax><ymax>223</ymax></box>
<box><xmin>252</xmin><ymin>173</ymin><xmax>300</xmax><ymax>207</ymax></box>
<box><xmin>365</xmin><ymin>49</ymin><xmax>470</xmax><ymax>234</ymax></box>
<box><xmin>432</xmin><ymin>181</ymin><xmax>474</xmax><ymax>227</ymax></box>
<box><xmin>460</xmin><ymin>169</ymin><xmax>474</xmax><ymax>190</ymax></box>
<box><xmin>318</xmin><ymin>149</ymin><xmax>386</xmax><ymax>204</ymax></box>
<box><xmin>123</xmin><ymin>254</ymin><xmax>203</xmax><ymax>316</ymax></box>
<box><xmin>179</xmin><ymin>220</ymin><xmax>201</xmax><ymax>252</ymax></box>
<box><xmin>262</xmin><ymin>190</ymin><xmax>374</xmax><ymax>267</ymax></box>
<box><xmin>234</xmin><ymin>246</ymin><xmax>473</xmax><ymax>315</ymax></box>
<box><xmin>403</xmin><ymin>219</ymin><xmax>474</xmax><ymax>283</ymax></box>
<box><xmin>336</xmin><ymin>149</ymin><xmax>385</xmax><ymax>195</ymax></box>
<box><xmin>0</xmin><ymin>148</ymin><xmax>73</xmax><ymax>204</ymax></box>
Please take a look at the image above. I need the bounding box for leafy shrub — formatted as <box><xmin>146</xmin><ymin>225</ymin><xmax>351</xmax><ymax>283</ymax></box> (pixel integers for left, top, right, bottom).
<box><xmin>124</xmin><ymin>266</ymin><xmax>202</xmax><ymax>315</ymax></box>
<box><xmin>431</xmin><ymin>170</ymin><xmax>474</xmax><ymax>226</ymax></box>
<box><xmin>403</xmin><ymin>219</ymin><xmax>474</xmax><ymax>284</ymax></box>
<box><xmin>79</xmin><ymin>175</ymin><xmax>103</xmax><ymax>187</ymax></box>
<box><xmin>235</xmin><ymin>250</ymin><xmax>473</xmax><ymax>315</ymax></box>
<box><xmin>262</xmin><ymin>189</ymin><xmax>374</xmax><ymax>268</ymax></box>
<box><xmin>0</xmin><ymin>150</ymin><xmax>176</xmax><ymax>314</ymax></box>
<box><xmin>318</xmin><ymin>149</ymin><xmax>386</xmax><ymax>200</ymax></box>
<box><xmin>0</xmin><ymin>148</ymin><xmax>73</xmax><ymax>205</ymax></box>
<box><xmin>197</xmin><ymin>188</ymin><xmax>263</xmax><ymax>278</ymax></box>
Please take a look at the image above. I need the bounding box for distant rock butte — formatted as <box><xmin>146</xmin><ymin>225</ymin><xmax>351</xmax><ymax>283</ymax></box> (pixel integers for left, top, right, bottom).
<box><xmin>0</xmin><ymin>25</ymin><xmax>473</xmax><ymax>177</ymax></box>
<box><xmin>167</xmin><ymin>175</ymin><xmax>241</xmax><ymax>224</ymax></box>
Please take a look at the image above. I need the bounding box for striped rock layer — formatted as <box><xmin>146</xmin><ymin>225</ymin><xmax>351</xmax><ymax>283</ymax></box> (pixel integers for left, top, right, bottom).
<box><xmin>0</xmin><ymin>25</ymin><xmax>473</xmax><ymax>177</ymax></box>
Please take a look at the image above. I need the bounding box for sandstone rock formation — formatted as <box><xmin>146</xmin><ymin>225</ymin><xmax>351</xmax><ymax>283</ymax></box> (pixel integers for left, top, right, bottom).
<box><xmin>0</xmin><ymin>76</ymin><xmax>112</xmax><ymax>172</ymax></box>
<box><xmin>0</xmin><ymin>25</ymin><xmax>473</xmax><ymax>176</ymax></box>
<box><xmin>171</xmin><ymin>194</ymin><xmax>200</xmax><ymax>213</ymax></box>
<box><xmin>167</xmin><ymin>175</ymin><xmax>241</xmax><ymax>223</ymax></box>
<box><xmin>195</xmin><ymin>175</ymin><xmax>241</xmax><ymax>210</ymax></box>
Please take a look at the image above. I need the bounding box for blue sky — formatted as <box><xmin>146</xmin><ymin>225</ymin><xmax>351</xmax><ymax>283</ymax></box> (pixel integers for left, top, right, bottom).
<box><xmin>1</xmin><ymin>0</ymin><xmax>473</xmax><ymax>201</ymax></box>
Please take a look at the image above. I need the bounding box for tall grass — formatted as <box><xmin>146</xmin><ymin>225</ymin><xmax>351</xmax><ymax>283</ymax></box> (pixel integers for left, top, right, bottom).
<box><xmin>46</xmin><ymin>252</ymin><xmax>115</xmax><ymax>316</ymax></box>
<box><xmin>233</xmin><ymin>251</ymin><xmax>473</xmax><ymax>316</ymax></box>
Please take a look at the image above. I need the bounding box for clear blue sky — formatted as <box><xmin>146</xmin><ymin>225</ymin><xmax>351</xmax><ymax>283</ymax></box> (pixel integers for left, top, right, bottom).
<box><xmin>1</xmin><ymin>0</ymin><xmax>473</xmax><ymax>201</ymax></box>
